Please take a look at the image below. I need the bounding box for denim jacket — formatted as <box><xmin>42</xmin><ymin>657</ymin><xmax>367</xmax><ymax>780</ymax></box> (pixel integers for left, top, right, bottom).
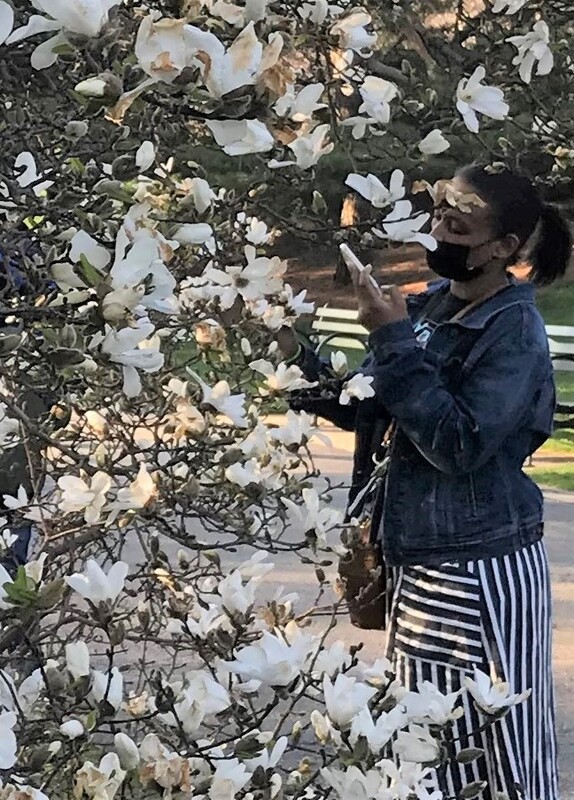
<box><xmin>292</xmin><ymin>279</ymin><xmax>554</xmax><ymax>567</ymax></box>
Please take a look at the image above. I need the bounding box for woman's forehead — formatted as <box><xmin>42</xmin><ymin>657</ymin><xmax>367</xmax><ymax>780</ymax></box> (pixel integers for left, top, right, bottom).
<box><xmin>436</xmin><ymin>176</ymin><xmax>493</xmax><ymax>225</ymax></box>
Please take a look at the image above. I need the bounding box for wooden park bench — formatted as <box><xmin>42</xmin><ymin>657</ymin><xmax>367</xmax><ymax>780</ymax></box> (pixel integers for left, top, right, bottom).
<box><xmin>309</xmin><ymin>307</ymin><xmax>574</xmax><ymax>429</ymax></box>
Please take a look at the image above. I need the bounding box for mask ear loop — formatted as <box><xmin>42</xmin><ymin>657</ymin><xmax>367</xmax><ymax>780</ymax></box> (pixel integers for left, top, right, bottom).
<box><xmin>465</xmin><ymin>236</ymin><xmax>502</xmax><ymax>274</ymax></box>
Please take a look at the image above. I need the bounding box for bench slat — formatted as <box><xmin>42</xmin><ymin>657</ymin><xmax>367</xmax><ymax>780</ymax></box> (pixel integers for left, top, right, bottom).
<box><xmin>313</xmin><ymin>321</ymin><xmax>368</xmax><ymax>336</ymax></box>
<box><xmin>316</xmin><ymin>307</ymin><xmax>359</xmax><ymax>321</ymax></box>
<box><xmin>545</xmin><ymin>325</ymin><xmax>574</xmax><ymax>337</ymax></box>
<box><xmin>317</xmin><ymin>336</ymin><xmax>366</xmax><ymax>351</ymax></box>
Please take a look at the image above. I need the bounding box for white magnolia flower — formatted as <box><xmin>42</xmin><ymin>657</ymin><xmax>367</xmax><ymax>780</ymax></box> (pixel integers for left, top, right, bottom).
<box><xmin>203</xmin><ymin>246</ymin><xmax>286</xmax><ymax>308</ymax></box>
<box><xmin>280</xmin><ymin>283</ymin><xmax>315</xmax><ymax>317</ymax></box>
<box><xmin>330</xmin><ymin>350</ymin><xmax>348</xmax><ymax>377</ymax></box>
<box><xmin>136</xmin><ymin>141</ymin><xmax>156</xmax><ymax>172</ymax></box>
<box><xmin>339</xmin><ymin>373</ymin><xmax>375</xmax><ymax>405</ymax></box>
<box><xmin>345</xmin><ymin>169</ymin><xmax>405</xmax><ymax>209</ymax></box>
<box><xmin>6</xmin><ymin>0</ymin><xmax>119</xmax><ymax>69</ymax></box>
<box><xmin>464</xmin><ymin>668</ymin><xmax>532</xmax><ymax>716</ymax></box>
<box><xmin>177</xmin><ymin>605</ymin><xmax>229</xmax><ymax>638</ymax></box>
<box><xmin>269</xmin><ymin>409</ymin><xmax>328</xmax><ymax>448</ymax></box>
<box><xmin>299</xmin><ymin>0</ymin><xmax>343</xmax><ymax>24</ymax></box>
<box><xmin>249</xmin><ymin>359</ymin><xmax>317</xmax><ymax>394</ymax></box>
<box><xmin>173</xmin><ymin>223</ymin><xmax>214</xmax><ymax>249</ymax></box>
<box><xmin>340</xmin><ymin>115</ymin><xmax>378</xmax><ymax>140</ymax></box>
<box><xmin>92</xmin><ymin>667</ymin><xmax>124</xmax><ymax>711</ymax></box>
<box><xmin>209</xmin><ymin>758</ymin><xmax>250</xmax><ymax>800</ymax></box>
<box><xmin>210</xmin><ymin>0</ymin><xmax>269</xmax><ymax>27</ymax></box>
<box><xmin>373</xmin><ymin>200</ymin><xmax>437</xmax><ymax>251</ymax></box>
<box><xmin>268</xmin><ymin>124</ymin><xmax>334</xmax><ymax>170</ymax></box>
<box><xmin>58</xmin><ymin>471</ymin><xmax>111</xmax><ymax>525</ymax></box>
<box><xmin>356</xmin><ymin>656</ymin><xmax>394</xmax><ymax>687</ymax></box>
<box><xmin>491</xmin><ymin>0</ymin><xmax>527</xmax><ymax>12</ymax></box>
<box><xmin>321</xmin><ymin>765</ymin><xmax>384</xmax><ymax>800</ymax></box>
<box><xmin>135</xmin><ymin>16</ymin><xmax>195</xmax><ymax>83</ymax></box>
<box><xmin>94</xmin><ymin>319</ymin><xmax>165</xmax><ymax>398</ymax></box>
<box><xmin>0</xmin><ymin>1</ymin><xmax>13</xmax><ymax>46</ymax></box>
<box><xmin>74</xmin><ymin>753</ymin><xmax>126</xmax><ymax>800</ymax></box>
<box><xmin>245</xmin><ymin>736</ymin><xmax>288</xmax><ymax>772</ymax></box>
<box><xmin>110</xmin><ymin>237</ymin><xmax>177</xmax><ymax>315</ymax></box>
<box><xmin>507</xmin><ymin>21</ymin><xmax>554</xmax><ymax>84</ymax></box>
<box><xmin>358</xmin><ymin>76</ymin><xmax>399</xmax><ymax>125</ymax></box>
<box><xmin>65</xmin><ymin>559</ymin><xmax>129</xmax><ymax>604</ymax></box>
<box><xmin>216</xmin><ymin>570</ymin><xmax>257</xmax><ymax>615</ymax></box>
<box><xmin>310</xmin><ymin>710</ymin><xmax>343</xmax><ymax>746</ymax></box>
<box><xmin>189</xmin><ymin>371</ymin><xmax>248</xmax><ymax>427</ymax></box>
<box><xmin>237</xmin><ymin>551</ymin><xmax>275</xmax><ymax>580</ymax></box>
<box><xmin>312</xmin><ymin>639</ymin><xmax>352</xmax><ymax>678</ymax></box>
<box><xmin>9</xmin><ymin>151</ymin><xmax>54</xmax><ymax>195</ymax></box>
<box><xmin>0</xmin><ymin>711</ymin><xmax>17</xmax><ymax>769</ymax></box>
<box><xmin>187</xmin><ymin>21</ymin><xmax>283</xmax><ymax>99</ymax></box>
<box><xmin>60</xmin><ymin>719</ymin><xmax>85</xmax><ymax>739</ymax></box>
<box><xmin>282</xmin><ymin>488</ymin><xmax>343</xmax><ymax>545</ymax></box>
<box><xmin>401</xmin><ymin>681</ymin><xmax>463</xmax><ymax>726</ymax></box>
<box><xmin>376</xmin><ymin>759</ymin><xmax>435</xmax><ymax>797</ymax></box>
<box><xmin>161</xmin><ymin>671</ymin><xmax>231</xmax><ymax>735</ymax></box>
<box><xmin>418</xmin><ymin>129</ymin><xmax>450</xmax><ymax>155</ymax></box>
<box><xmin>65</xmin><ymin>641</ymin><xmax>91</xmax><ymax>680</ymax></box>
<box><xmin>235</xmin><ymin>213</ymin><xmax>272</xmax><ymax>245</ymax></box>
<box><xmin>207</xmin><ymin>119</ymin><xmax>275</xmax><ymax>156</ymax></box>
<box><xmin>0</xmin><ymin>403</ymin><xmax>19</xmax><ymax>448</ymax></box>
<box><xmin>116</xmin><ymin>464</ymin><xmax>157</xmax><ymax>510</ymax></box>
<box><xmin>274</xmin><ymin>83</ymin><xmax>326</xmax><ymax>121</ymax></box>
<box><xmin>323</xmin><ymin>673</ymin><xmax>377</xmax><ymax>728</ymax></box>
<box><xmin>393</xmin><ymin>724</ymin><xmax>441</xmax><ymax>765</ymax></box>
<box><xmin>114</xmin><ymin>732</ymin><xmax>140</xmax><ymax>771</ymax></box>
<box><xmin>330</xmin><ymin>11</ymin><xmax>377</xmax><ymax>56</ymax></box>
<box><xmin>224</xmin><ymin>630</ymin><xmax>313</xmax><ymax>687</ymax></box>
<box><xmin>69</xmin><ymin>229</ymin><xmax>111</xmax><ymax>271</ymax></box>
<box><xmin>138</xmin><ymin>734</ymin><xmax>193</xmax><ymax>793</ymax></box>
<box><xmin>74</xmin><ymin>76</ymin><xmax>108</xmax><ymax>97</ymax></box>
<box><xmin>178</xmin><ymin>177</ymin><xmax>216</xmax><ymax>214</ymax></box>
<box><xmin>456</xmin><ymin>66</ymin><xmax>509</xmax><ymax>133</ymax></box>
<box><xmin>350</xmin><ymin>705</ymin><xmax>406</xmax><ymax>754</ymax></box>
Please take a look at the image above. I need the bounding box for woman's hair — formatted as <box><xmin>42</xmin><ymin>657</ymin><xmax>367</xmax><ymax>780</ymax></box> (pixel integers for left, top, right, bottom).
<box><xmin>456</xmin><ymin>163</ymin><xmax>573</xmax><ymax>286</ymax></box>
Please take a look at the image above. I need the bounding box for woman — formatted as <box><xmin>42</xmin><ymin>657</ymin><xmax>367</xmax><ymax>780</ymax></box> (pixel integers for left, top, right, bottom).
<box><xmin>281</xmin><ymin>164</ymin><xmax>572</xmax><ymax>799</ymax></box>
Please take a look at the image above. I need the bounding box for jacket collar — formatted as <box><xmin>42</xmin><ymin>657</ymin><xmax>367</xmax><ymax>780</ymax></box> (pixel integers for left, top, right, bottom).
<box><xmin>408</xmin><ymin>277</ymin><xmax>537</xmax><ymax>330</ymax></box>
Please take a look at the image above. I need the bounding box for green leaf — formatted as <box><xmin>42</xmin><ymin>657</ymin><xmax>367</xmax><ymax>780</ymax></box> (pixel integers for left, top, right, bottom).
<box><xmin>36</xmin><ymin>579</ymin><xmax>65</xmax><ymax>610</ymax></box>
<box><xmin>3</xmin><ymin>567</ymin><xmax>37</xmax><ymax>605</ymax></box>
<box><xmin>456</xmin><ymin>747</ymin><xmax>485</xmax><ymax>765</ymax></box>
<box><xmin>460</xmin><ymin>781</ymin><xmax>488</xmax><ymax>799</ymax></box>
<box><xmin>85</xmin><ymin>709</ymin><xmax>98</xmax><ymax>731</ymax></box>
<box><xmin>78</xmin><ymin>253</ymin><xmax>104</xmax><ymax>288</ymax></box>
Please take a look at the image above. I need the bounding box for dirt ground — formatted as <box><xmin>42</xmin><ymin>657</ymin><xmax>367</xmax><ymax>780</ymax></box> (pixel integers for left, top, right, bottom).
<box><xmin>283</xmin><ymin>243</ymin><xmax>559</xmax><ymax>309</ymax></box>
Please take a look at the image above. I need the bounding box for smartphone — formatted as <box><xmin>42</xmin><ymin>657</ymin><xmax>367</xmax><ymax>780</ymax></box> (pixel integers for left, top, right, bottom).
<box><xmin>339</xmin><ymin>243</ymin><xmax>380</xmax><ymax>289</ymax></box>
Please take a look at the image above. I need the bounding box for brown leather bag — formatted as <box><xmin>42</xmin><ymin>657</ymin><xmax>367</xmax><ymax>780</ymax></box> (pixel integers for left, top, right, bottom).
<box><xmin>338</xmin><ymin>434</ymin><xmax>393</xmax><ymax>631</ymax></box>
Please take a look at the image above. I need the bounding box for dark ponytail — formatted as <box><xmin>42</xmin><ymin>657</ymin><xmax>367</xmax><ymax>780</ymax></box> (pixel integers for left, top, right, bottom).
<box><xmin>528</xmin><ymin>204</ymin><xmax>573</xmax><ymax>287</ymax></box>
<box><xmin>457</xmin><ymin>163</ymin><xmax>573</xmax><ymax>287</ymax></box>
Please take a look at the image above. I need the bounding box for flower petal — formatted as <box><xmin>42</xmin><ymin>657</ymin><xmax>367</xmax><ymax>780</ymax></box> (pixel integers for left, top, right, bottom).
<box><xmin>0</xmin><ymin>0</ymin><xmax>14</xmax><ymax>45</ymax></box>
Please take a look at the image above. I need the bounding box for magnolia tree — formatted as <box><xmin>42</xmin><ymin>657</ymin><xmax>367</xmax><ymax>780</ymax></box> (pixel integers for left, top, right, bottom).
<box><xmin>0</xmin><ymin>1</ymin><xmax>567</xmax><ymax>799</ymax></box>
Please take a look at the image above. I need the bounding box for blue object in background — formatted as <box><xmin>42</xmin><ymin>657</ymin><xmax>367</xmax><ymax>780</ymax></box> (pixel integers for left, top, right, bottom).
<box><xmin>0</xmin><ymin>524</ymin><xmax>33</xmax><ymax>577</ymax></box>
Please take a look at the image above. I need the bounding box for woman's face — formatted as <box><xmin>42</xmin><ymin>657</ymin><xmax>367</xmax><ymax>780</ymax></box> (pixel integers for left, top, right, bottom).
<box><xmin>430</xmin><ymin>176</ymin><xmax>519</xmax><ymax>272</ymax></box>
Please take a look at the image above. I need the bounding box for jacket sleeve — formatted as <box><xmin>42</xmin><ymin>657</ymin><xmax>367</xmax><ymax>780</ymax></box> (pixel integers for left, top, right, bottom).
<box><xmin>367</xmin><ymin>307</ymin><xmax>551</xmax><ymax>474</ymax></box>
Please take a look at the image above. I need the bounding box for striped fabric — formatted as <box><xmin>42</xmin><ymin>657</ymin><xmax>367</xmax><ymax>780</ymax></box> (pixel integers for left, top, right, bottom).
<box><xmin>387</xmin><ymin>541</ymin><xmax>559</xmax><ymax>800</ymax></box>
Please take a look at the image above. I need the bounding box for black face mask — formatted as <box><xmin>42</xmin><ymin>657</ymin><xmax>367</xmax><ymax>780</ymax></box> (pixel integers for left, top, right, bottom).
<box><xmin>426</xmin><ymin>240</ymin><xmax>495</xmax><ymax>283</ymax></box>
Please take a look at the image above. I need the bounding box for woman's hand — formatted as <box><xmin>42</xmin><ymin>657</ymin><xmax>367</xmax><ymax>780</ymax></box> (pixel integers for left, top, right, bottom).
<box><xmin>348</xmin><ymin>263</ymin><xmax>408</xmax><ymax>332</ymax></box>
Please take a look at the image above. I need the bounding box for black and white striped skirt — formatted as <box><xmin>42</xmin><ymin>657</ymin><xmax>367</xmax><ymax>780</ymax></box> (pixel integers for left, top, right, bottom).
<box><xmin>386</xmin><ymin>540</ymin><xmax>559</xmax><ymax>800</ymax></box>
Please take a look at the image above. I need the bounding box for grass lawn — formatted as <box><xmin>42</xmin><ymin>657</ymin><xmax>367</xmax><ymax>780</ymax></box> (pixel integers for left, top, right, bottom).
<box><xmin>537</xmin><ymin>281</ymin><xmax>574</xmax><ymax>327</ymax></box>
<box><xmin>530</xmin><ymin>463</ymin><xmax>574</xmax><ymax>492</ymax></box>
